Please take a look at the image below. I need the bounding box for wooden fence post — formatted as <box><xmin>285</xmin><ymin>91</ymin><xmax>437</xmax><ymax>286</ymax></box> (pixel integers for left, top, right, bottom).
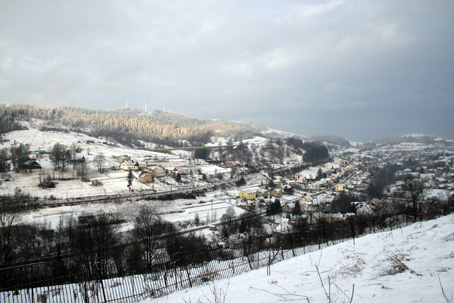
<box><xmin>287</xmin><ymin>227</ymin><xmax>295</xmax><ymax>257</ymax></box>
<box><xmin>31</xmin><ymin>265</ymin><xmax>34</xmax><ymax>303</ymax></box>
<box><xmin>242</xmin><ymin>240</ymin><xmax>253</xmax><ymax>270</ymax></box>
<box><xmin>97</xmin><ymin>262</ymin><xmax>108</xmax><ymax>303</ymax></box>
<box><xmin>181</xmin><ymin>249</ymin><xmax>193</xmax><ymax>288</ymax></box>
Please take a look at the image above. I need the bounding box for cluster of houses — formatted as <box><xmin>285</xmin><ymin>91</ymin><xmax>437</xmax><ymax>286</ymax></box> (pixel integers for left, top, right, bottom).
<box><xmin>118</xmin><ymin>155</ymin><xmax>164</xmax><ymax>183</ymax></box>
<box><xmin>217</xmin><ymin>161</ymin><xmax>241</xmax><ymax>168</ymax></box>
<box><xmin>118</xmin><ymin>155</ymin><xmax>146</xmax><ymax>171</ymax></box>
<box><xmin>233</xmin><ymin>179</ymin><xmax>294</xmax><ymax>202</ymax></box>
<box><xmin>118</xmin><ymin>155</ymin><xmax>188</xmax><ymax>184</ymax></box>
<box><xmin>395</xmin><ymin>167</ymin><xmax>453</xmax><ymax>190</ymax></box>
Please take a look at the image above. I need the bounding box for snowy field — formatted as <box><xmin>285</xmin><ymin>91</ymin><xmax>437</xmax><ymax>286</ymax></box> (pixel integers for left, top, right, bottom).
<box><xmin>143</xmin><ymin>214</ymin><xmax>454</xmax><ymax>303</ymax></box>
<box><xmin>16</xmin><ymin>189</ymin><xmax>246</xmax><ymax>231</ymax></box>
<box><xmin>0</xmin><ymin>169</ymin><xmax>188</xmax><ymax>199</ymax></box>
<box><xmin>0</xmin><ymin>124</ymin><xmax>243</xmax><ymax>229</ymax></box>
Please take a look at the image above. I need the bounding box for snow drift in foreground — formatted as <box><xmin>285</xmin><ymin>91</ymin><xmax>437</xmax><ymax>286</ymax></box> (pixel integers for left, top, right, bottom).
<box><xmin>144</xmin><ymin>215</ymin><xmax>454</xmax><ymax>303</ymax></box>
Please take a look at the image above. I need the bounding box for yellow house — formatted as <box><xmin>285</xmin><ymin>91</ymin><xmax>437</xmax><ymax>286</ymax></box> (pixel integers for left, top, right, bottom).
<box><xmin>138</xmin><ymin>171</ymin><xmax>153</xmax><ymax>183</ymax></box>
<box><xmin>299</xmin><ymin>196</ymin><xmax>310</xmax><ymax>203</ymax></box>
<box><xmin>239</xmin><ymin>191</ymin><xmax>256</xmax><ymax>200</ymax></box>
<box><xmin>136</xmin><ymin>162</ymin><xmax>147</xmax><ymax>170</ymax></box>
<box><xmin>335</xmin><ymin>184</ymin><xmax>345</xmax><ymax>192</ymax></box>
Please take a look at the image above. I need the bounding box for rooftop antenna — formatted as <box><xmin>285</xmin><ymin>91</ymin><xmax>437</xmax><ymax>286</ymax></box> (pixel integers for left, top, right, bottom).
<box><xmin>144</xmin><ymin>102</ymin><xmax>147</xmax><ymax>113</ymax></box>
<box><xmin>126</xmin><ymin>98</ymin><xmax>128</xmax><ymax>109</ymax></box>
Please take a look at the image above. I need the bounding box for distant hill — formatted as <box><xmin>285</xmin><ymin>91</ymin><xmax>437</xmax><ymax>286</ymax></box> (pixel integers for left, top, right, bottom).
<box><xmin>2</xmin><ymin>103</ymin><xmax>356</xmax><ymax>149</ymax></box>
<box><xmin>310</xmin><ymin>134</ymin><xmax>352</xmax><ymax>147</ymax></box>
<box><xmin>372</xmin><ymin>133</ymin><xmax>452</xmax><ymax>145</ymax></box>
<box><xmin>3</xmin><ymin>104</ymin><xmax>256</xmax><ymax>147</ymax></box>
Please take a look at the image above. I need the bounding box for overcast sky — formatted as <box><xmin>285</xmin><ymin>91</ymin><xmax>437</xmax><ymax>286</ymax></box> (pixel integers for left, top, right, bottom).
<box><xmin>1</xmin><ymin>1</ymin><xmax>453</xmax><ymax>141</ymax></box>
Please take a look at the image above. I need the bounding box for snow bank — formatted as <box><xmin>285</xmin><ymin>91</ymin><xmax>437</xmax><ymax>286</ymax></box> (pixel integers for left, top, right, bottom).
<box><xmin>143</xmin><ymin>215</ymin><xmax>454</xmax><ymax>303</ymax></box>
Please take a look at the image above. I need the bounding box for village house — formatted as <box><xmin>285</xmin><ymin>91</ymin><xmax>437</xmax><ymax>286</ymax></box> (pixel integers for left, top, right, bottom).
<box><xmin>24</xmin><ymin>160</ymin><xmax>42</xmax><ymax>172</ymax></box>
<box><xmin>294</xmin><ymin>173</ymin><xmax>307</xmax><ymax>184</ymax></box>
<box><xmin>256</xmin><ymin>190</ymin><xmax>268</xmax><ymax>199</ymax></box>
<box><xmin>271</xmin><ymin>217</ymin><xmax>293</xmax><ymax>235</ymax></box>
<box><xmin>309</xmin><ymin>183</ymin><xmax>322</xmax><ymax>191</ymax></box>
<box><xmin>327</xmin><ymin>214</ymin><xmax>347</xmax><ymax>223</ymax></box>
<box><xmin>357</xmin><ymin>201</ymin><xmax>377</xmax><ymax>216</ymax></box>
<box><xmin>138</xmin><ymin>170</ymin><xmax>153</xmax><ymax>183</ymax></box>
<box><xmin>151</xmin><ymin>167</ymin><xmax>166</xmax><ymax>178</ymax></box>
<box><xmin>270</xmin><ymin>188</ymin><xmax>283</xmax><ymax>198</ymax></box>
<box><xmin>435</xmin><ymin>177</ymin><xmax>448</xmax><ymax>188</ymax></box>
<box><xmin>258</xmin><ymin>199</ymin><xmax>270</xmax><ymax>208</ymax></box>
<box><xmin>335</xmin><ymin>184</ymin><xmax>345</xmax><ymax>192</ymax></box>
<box><xmin>135</xmin><ymin>161</ymin><xmax>147</xmax><ymax>170</ymax></box>
<box><xmin>238</xmin><ymin>190</ymin><xmax>256</xmax><ymax>200</ymax></box>
<box><xmin>350</xmin><ymin>177</ymin><xmax>362</xmax><ymax>186</ymax></box>
<box><xmin>299</xmin><ymin>194</ymin><xmax>313</xmax><ymax>203</ymax></box>
<box><xmin>304</xmin><ymin>212</ymin><xmax>347</xmax><ymax>225</ymax></box>
<box><xmin>172</xmin><ymin>167</ymin><xmax>180</xmax><ymax>176</ymax></box>
<box><xmin>120</xmin><ymin>160</ymin><xmax>137</xmax><ymax>171</ymax></box>
<box><xmin>238</xmin><ymin>200</ymin><xmax>256</xmax><ymax>211</ymax></box>
<box><xmin>172</xmin><ymin>167</ymin><xmax>188</xmax><ymax>176</ymax></box>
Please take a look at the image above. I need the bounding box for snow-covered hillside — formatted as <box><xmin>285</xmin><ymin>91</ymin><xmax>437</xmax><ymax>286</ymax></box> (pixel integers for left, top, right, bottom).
<box><xmin>144</xmin><ymin>215</ymin><xmax>454</xmax><ymax>303</ymax></box>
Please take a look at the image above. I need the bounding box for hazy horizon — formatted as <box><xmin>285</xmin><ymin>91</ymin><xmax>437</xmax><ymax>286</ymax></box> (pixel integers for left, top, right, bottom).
<box><xmin>1</xmin><ymin>1</ymin><xmax>453</xmax><ymax>141</ymax></box>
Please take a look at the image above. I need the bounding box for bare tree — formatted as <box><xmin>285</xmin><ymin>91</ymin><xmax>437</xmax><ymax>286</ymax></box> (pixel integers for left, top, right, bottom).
<box><xmin>220</xmin><ymin>206</ymin><xmax>237</xmax><ymax>237</ymax></box>
<box><xmin>133</xmin><ymin>206</ymin><xmax>175</xmax><ymax>266</ymax></box>
<box><xmin>9</xmin><ymin>145</ymin><xmax>28</xmax><ymax>172</ymax></box>
<box><xmin>50</xmin><ymin>143</ymin><xmax>71</xmax><ymax>170</ymax></box>
<box><xmin>0</xmin><ymin>148</ymin><xmax>9</xmax><ymax>172</ymax></box>
<box><xmin>71</xmin><ymin>144</ymin><xmax>77</xmax><ymax>170</ymax></box>
<box><xmin>76</xmin><ymin>159</ymin><xmax>89</xmax><ymax>181</ymax></box>
<box><xmin>94</xmin><ymin>153</ymin><xmax>106</xmax><ymax>173</ymax></box>
<box><xmin>402</xmin><ymin>176</ymin><xmax>425</xmax><ymax>222</ymax></box>
<box><xmin>0</xmin><ymin>194</ymin><xmax>26</xmax><ymax>264</ymax></box>
<box><xmin>71</xmin><ymin>213</ymin><xmax>121</xmax><ymax>276</ymax></box>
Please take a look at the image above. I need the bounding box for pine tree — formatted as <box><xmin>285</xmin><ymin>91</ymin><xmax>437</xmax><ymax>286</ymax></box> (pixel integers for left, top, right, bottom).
<box><xmin>127</xmin><ymin>169</ymin><xmax>134</xmax><ymax>190</ymax></box>
<box><xmin>293</xmin><ymin>201</ymin><xmax>302</xmax><ymax>216</ymax></box>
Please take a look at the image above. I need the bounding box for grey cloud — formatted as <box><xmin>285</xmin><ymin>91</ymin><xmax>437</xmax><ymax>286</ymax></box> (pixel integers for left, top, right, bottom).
<box><xmin>0</xmin><ymin>0</ymin><xmax>453</xmax><ymax>141</ymax></box>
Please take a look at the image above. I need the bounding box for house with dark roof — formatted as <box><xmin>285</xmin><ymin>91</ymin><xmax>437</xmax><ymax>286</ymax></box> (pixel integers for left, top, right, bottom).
<box><xmin>24</xmin><ymin>160</ymin><xmax>42</xmax><ymax>172</ymax></box>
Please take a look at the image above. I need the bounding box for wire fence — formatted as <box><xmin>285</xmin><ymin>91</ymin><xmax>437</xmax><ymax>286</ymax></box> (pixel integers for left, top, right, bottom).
<box><xmin>0</xmin><ymin>241</ymin><xmax>339</xmax><ymax>303</ymax></box>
